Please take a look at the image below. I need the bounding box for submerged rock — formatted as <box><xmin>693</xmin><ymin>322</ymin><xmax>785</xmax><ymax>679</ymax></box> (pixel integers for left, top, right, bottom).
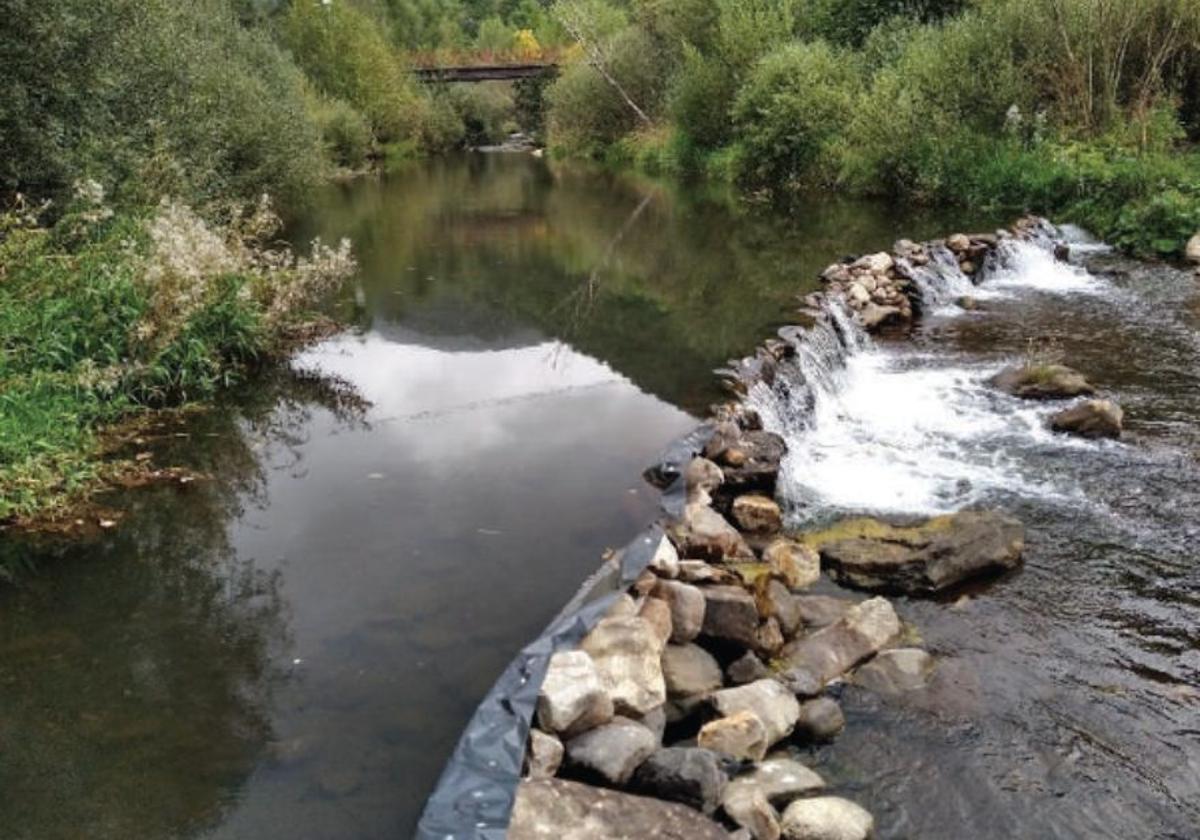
<box><xmin>581</xmin><ymin>616</ymin><xmax>667</xmax><ymax>717</ymax></box>
<box><xmin>631</xmin><ymin>747</ymin><xmax>729</xmax><ymax>815</ymax></box>
<box><xmin>990</xmin><ymin>364</ymin><xmax>1095</xmax><ymax>400</ymax></box>
<box><xmin>779</xmin><ymin>597</ymin><xmax>901</xmax><ymax>687</ymax></box>
<box><xmin>1050</xmin><ymin>399</ymin><xmax>1123</xmax><ymax>439</ymax></box>
<box><xmin>564</xmin><ymin>717</ymin><xmax>657</xmax><ymax>785</ymax></box>
<box><xmin>794</xmin><ymin>697</ymin><xmax>845</xmax><ymax>742</ymax></box>
<box><xmin>537</xmin><ymin>650</ymin><xmax>614</xmax><ymax>736</ymax></box>
<box><xmin>780</xmin><ymin>796</ymin><xmax>874</xmax><ymax>840</ymax></box>
<box><xmin>509</xmin><ymin>778</ymin><xmax>730</xmax><ymax>840</ymax></box>
<box><xmin>852</xmin><ymin>648</ymin><xmax>935</xmax><ymax>695</ymax></box>
<box><xmin>811</xmin><ymin>510</ymin><xmax>1025</xmax><ymax>594</ymax></box>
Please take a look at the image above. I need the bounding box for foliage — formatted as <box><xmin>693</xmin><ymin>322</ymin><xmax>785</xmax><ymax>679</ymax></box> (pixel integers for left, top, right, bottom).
<box><xmin>732</xmin><ymin>41</ymin><xmax>861</xmax><ymax>187</ymax></box>
<box><xmin>0</xmin><ymin>189</ymin><xmax>354</xmax><ymax>520</ymax></box>
<box><xmin>309</xmin><ymin>95</ymin><xmax>375</xmax><ymax>169</ymax></box>
<box><xmin>0</xmin><ymin>0</ymin><xmax>326</xmax><ymax>209</ymax></box>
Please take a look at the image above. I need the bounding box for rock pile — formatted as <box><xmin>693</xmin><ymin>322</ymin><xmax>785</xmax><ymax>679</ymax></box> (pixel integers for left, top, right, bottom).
<box><xmin>515</xmin><ymin>419</ymin><xmax>982</xmax><ymax>839</ymax></box>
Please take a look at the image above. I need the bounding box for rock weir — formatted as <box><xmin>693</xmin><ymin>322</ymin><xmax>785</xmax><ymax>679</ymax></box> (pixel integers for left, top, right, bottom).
<box><xmin>425</xmin><ymin>217</ymin><xmax>1104</xmax><ymax>839</ymax></box>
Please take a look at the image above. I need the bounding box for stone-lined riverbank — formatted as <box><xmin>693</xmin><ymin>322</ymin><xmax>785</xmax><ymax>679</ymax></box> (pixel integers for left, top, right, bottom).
<box><xmin>505</xmin><ymin>218</ymin><xmax>1120</xmax><ymax>839</ymax></box>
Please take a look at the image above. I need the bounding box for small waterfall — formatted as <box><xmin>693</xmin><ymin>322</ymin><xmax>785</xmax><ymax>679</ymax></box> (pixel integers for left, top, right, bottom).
<box><xmin>905</xmin><ymin>244</ymin><xmax>976</xmax><ymax>310</ymax></box>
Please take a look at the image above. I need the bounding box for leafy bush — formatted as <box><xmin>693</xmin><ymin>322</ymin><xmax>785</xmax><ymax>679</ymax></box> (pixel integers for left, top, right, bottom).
<box><xmin>310</xmin><ymin>96</ymin><xmax>375</xmax><ymax>169</ymax></box>
<box><xmin>732</xmin><ymin>42</ymin><xmax>861</xmax><ymax>187</ymax></box>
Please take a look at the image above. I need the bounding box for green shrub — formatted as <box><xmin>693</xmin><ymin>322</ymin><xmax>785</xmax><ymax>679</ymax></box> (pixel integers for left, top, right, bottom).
<box><xmin>282</xmin><ymin>0</ymin><xmax>425</xmax><ymax>144</ymax></box>
<box><xmin>447</xmin><ymin>83</ymin><xmax>517</xmax><ymax>146</ymax></box>
<box><xmin>732</xmin><ymin>42</ymin><xmax>860</xmax><ymax>188</ymax></box>
<box><xmin>669</xmin><ymin>44</ymin><xmax>740</xmax><ymax>150</ymax></box>
<box><xmin>310</xmin><ymin>96</ymin><xmax>374</xmax><ymax>169</ymax></box>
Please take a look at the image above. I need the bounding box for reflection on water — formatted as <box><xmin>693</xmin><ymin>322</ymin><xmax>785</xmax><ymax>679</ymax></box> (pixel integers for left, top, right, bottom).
<box><xmin>0</xmin><ymin>154</ymin><xmax>1000</xmax><ymax>839</ymax></box>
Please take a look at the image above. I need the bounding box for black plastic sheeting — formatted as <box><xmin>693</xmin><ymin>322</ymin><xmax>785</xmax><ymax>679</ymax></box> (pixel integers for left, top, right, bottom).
<box><xmin>414</xmin><ymin>424</ymin><xmax>713</xmax><ymax>839</ymax></box>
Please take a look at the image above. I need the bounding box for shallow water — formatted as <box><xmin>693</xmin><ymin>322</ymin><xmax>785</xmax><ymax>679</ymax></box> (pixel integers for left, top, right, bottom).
<box><xmin>753</xmin><ymin>238</ymin><xmax>1200</xmax><ymax>838</ymax></box>
<box><xmin>0</xmin><ymin>155</ymin><xmax>993</xmax><ymax>839</ymax></box>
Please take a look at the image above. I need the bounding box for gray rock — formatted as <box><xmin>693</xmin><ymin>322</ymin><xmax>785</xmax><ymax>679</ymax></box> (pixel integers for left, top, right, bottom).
<box><xmin>779</xmin><ymin>597</ymin><xmax>901</xmax><ymax>686</ymax></box>
<box><xmin>759</xmin><ymin>579</ymin><xmax>804</xmax><ymax>637</ymax></box>
<box><xmin>639</xmin><ymin>597</ymin><xmax>674</xmax><ymax>647</ymax></box>
<box><xmin>792</xmin><ymin>596</ymin><xmax>856</xmax><ymax>629</ymax></box>
<box><xmin>794</xmin><ymin>698</ymin><xmax>845</xmax><ymax>742</ymax></box>
<box><xmin>1050</xmin><ymin>399</ymin><xmax>1123</xmax><ymax>439</ymax></box>
<box><xmin>733</xmin><ymin>494</ymin><xmax>784</xmax><ymax>534</ymax></box>
<box><xmin>632</xmin><ymin>705</ymin><xmax>667</xmax><ymax>744</ymax></box>
<box><xmin>702</xmin><ymin>585</ymin><xmax>761</xmax><ymax>648</ymax></box>
<box><xmin>650</xmin><ymin>534</ymin><xmax>682</xmax><ymax>578</ymax></box>
<box><xmin>854</xmin><ymin>252</ymin><xmax>894</xmax><ymax>273</ymax></box>
<box><xmin>990</xmin><ymin>363</ymin><xmax>1095</xmax><ymax>400</ymax></box>
<box><xmin>778</xmin><ymin>666</ymin><xmax>823</xmax><ymax>698</ymax></box>
<box><xmin>816</xmin><ymin>511</ymin><xmax>1025</xmax><ymax>594</ymax></box>
<box><xmin>710</xmin><ymin>679</ymin><xmax>801</xmax><ymax>747</ymax></box>
<box><xmin>1187</xmin><ymin>232</ymin><xmax>1200</xmax><ymax>264</ymax></box>
<box><xmin>722</xmin><ymin>784</ymin><xmax>780</xmax><ymax>840</ymax></box>
<box><xmin>727</xmin><ymin>650</ymin><xmax>771</xmax><ymax>685</ymax></box>
<box><xmin>780</xmin><ymin>796</ymin><xmax>874</xmax><ymax>840</ymax></box>
<box><xmin>564</xmin><ymin>717</ymin><xmax>657</xmax><ymax>785</ymax></box>
<box><xmin>763</xmin><ymin>539</ymin><xmax>821</xmax><ymax>590</ymax></box>
<box><xmin>698</xmin><ymin>711</ymin><xmax>770</xmax><ymax>762</ymax></box>
<box><xmin>852</xmin><ymin>648</ymin><xmax>935</xmax><ymax>695</ymax></box>
<box><xmin>686</xmin><ymin>456</ymin><xmax>726</xmax><ymax>503</ymax></box>
<box><xmin>509</xmin><ymin>778</ymin><xmax>730</xmax><ymax>840</ymax></box>
<box><xmin>526</xmin><ymin>728</ymin><xmax>564</xmax><ymax>779</ymax></box>
<box><xmin>678</xmin><ymin>560</ymin><xmax>732</xmax><ymax>585</ymax></box>
<box><xmin>537</xmin><ymin>650</ymin><xmax>614</xmax><ymax>736</ymax></box>
<box><xmin>581</xmin><ymin>616</ymin><xmax>667</xmax><ymax>717</ymax></box>
<box><xmin>662</xmin><ymin>643</ymin><xmax>724</xmax><ymax>698</ymax></box>
<box><xmin>728</xmin><ymin>757</ymin><xmax>825</xmax><ymax>809</ymax></box>
<box><xmin>670</xmin><ymin>502</ymin><xmax>755</xmax><ymax>563</ymax></box>
<box><xmin>630</xmin><ymin>747</ymin><xmax>729</xmax><ymax>815</ymax></box>
<box><xmin>652</xmin><ymin>579</ymin><xmax>706</xmax><ymax>643</ymax></box>
<box><xmin>755</xmin><ymin>616</ymin><xmax>786</xmax><ymax>657</ymax></box>
<box><xmin>717</xmin><ymin>431</ymin><xmax>787</xmax><ymax>496</ymax></box>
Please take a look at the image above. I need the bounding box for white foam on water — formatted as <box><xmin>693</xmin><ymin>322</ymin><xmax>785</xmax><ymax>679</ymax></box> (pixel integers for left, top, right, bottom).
<box><xmin>753</xmin><ymin>236</ymin><xmax>1112</xmax><ymax>522</ymax></box>
<box><xmin>987</xmin><ymin>240</ymin><xmax>1109</xmax><ymax>295</ymax></box>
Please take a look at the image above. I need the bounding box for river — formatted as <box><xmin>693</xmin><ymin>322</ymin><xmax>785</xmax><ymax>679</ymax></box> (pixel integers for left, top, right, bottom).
<box><xmin>0</xmin><ymin>154</ymin><xmax>1194</xmax><ymax>839</ymax></box>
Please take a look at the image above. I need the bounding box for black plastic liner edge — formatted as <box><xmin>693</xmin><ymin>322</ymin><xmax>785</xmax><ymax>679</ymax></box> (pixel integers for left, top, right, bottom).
<box><xmin>413</xmin><ymin>423</ymin><xmax>713</xmax><ymax>839</ymax></box>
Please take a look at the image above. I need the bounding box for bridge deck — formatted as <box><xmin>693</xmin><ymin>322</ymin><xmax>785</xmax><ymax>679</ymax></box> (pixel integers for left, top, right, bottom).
<box><xmin>412</xmin><ymin>64</ymin><xmax>558</xmax><ymax>83</ymax></box>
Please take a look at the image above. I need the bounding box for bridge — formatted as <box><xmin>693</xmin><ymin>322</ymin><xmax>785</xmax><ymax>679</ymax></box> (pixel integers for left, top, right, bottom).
<box><xmin>412</xmin><ymin>63</ymin><xmax>559</xmax><ymax>83</ymax></box>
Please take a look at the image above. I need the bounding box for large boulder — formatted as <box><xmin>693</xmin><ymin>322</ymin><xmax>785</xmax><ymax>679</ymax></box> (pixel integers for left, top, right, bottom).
<box><xmin>701</xmin><ymin>585</ymin><xmax>762</xmax><ymax>648</ymax></box>
<box><xmin>727</xmin><ymin>650</ymin><xmax>771</xmax><ymax>685</ymax></box>
<box><xmin>670</xmin><ymin>502</ymin><xmax>756</xmax><ymax>563</ymax></box>
<box><xmin>733</xmin><ymin>494</ymin><xmax>784</xmax><ymax>534</ymax></box>
<box><xmin>709</xmin><ymin>679</ymin><xmax>801</xmax><ymax>747</ymax></box>
<box><xmin>779</xmin><ymin>597</ymin><xmax>901</xmax><ymax>687</ymax></box>
<box><xmin>989</xmin><ymin>364</ymin><xmax>1095</xmax><ymax>400</ymax></box>
<box><xmin>630</xmin><ymin>747</ymin><xmax>729</xmax><ymax>815</ymax></box>
<box><xmin>563</xmin><ymin>717</ymin><xmax>657</xmax><ymax>785</ymax></box>
<box><xmin>711</xmin><ymin>430</ymin><xmax>788</xmax><ymax>496</ymax></box>
<box><xmin>792</xmin><ymin>596</ymin><xmax>856</xmax><ymax>629</ymax></box>
<box><xmin>1050</xmin><ymin>399</ymin><xmax>1123</xmax><ymax>439</ymax></box>
<box><xmin>811</xmin><ymin>511</ymin><xmax>1025</xmax><ymax>594</ymax></box>
<box><xmin>758</xmin><ymin>579</ymin><xmax>804</xmax><ymax>638</ymax></box>
<box><xmin>1186</xmin><ymin>232</ymin><xmax>1200</xmax><ymax>264</ymax></box>
<box><xmin>581</xmin><ymin>616</ymin><xmax>667</xmax><ymax>717</ymax></box>
<box><xmin>662</xmin><ymin>643</ymin><xmax>724</xmax><ymax>698</ymax></box>
<box><xmin>508</xmin><ymin>778</ymin><xmax>730</xmax><ymax>840</ymax></box>
<box><xmin>780</xmin><ymin>797</ymin><xmax>875</xmax><ymax>840</ymax></box>
<box><xmin>722</xmin><ymin>784</ymin><xmax>780</xmax><ymax>840</ymax></box>
<box><xmin>652</xmin><ymin>579</ymin><xmax>707</xmax><ymax>643</ymax></box>
<box><xmin>537</xmin><ymin>650</ymin><xmax>614</xmax><ymax>736</ymax></box>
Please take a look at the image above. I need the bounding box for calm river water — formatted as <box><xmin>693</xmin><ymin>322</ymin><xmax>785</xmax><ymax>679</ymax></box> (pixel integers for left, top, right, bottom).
<box><xmin>0</xmin><ymin>155</ymin><xmax>990</xmax><ymax>839</ymax></box>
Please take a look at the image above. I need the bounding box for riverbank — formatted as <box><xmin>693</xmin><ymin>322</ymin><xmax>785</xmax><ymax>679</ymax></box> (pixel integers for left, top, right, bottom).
<box><xmin>544</xmin><ymin>0</ymin><xmax>1200</xmax><ymax>261</ymax></box>
<box><xmin>0</xmin><ymin>192</ymin><xmax>354</xmax><ymax>525</ymax></box>
<box><xmin>438</xmin><ymin>216</ymin><xmax>1179</xmax><ymax>838</ymax></box>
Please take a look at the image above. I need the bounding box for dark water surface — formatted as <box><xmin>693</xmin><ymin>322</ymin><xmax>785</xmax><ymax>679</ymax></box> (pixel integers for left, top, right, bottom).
<box><xmin>0</xmin><ymin>155</ymin><xmax>990</xmax><ymax>839</ymax></box>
